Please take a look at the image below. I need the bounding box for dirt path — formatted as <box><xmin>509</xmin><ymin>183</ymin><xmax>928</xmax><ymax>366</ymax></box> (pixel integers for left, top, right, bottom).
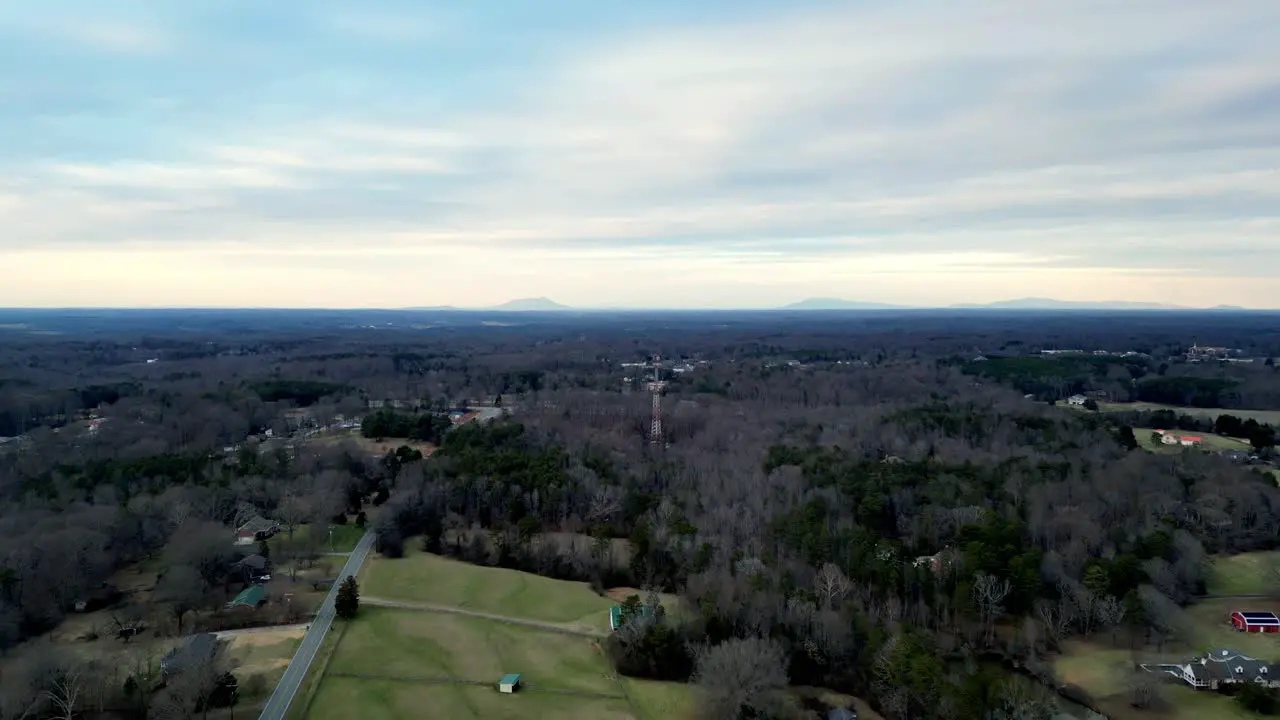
<box><xmin>361</xmin><ymin>596</ymin><xmax>605</xmax><ymax>637</ymax></box>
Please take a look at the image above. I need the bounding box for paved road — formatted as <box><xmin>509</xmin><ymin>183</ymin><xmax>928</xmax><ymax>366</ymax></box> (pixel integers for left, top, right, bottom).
<box><xmin>361</xmin><ymin>596</ymin><xmax>604</xmax><ymax>637</ymax></box>
<box><xmin>258</xmin><ymin>530</ymin><xmax>375</xmax><ymax>720</ymax></box>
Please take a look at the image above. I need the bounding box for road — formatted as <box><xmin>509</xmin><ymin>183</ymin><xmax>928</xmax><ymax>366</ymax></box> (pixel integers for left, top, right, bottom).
<box><xmin>257</xmin><ymin>530</ymin><xmax>375</xmax><ymax>720</ymax></box>
<box><xmin>361</xmin><ymin>596</ymin><xmax>604</xmax><ymax>637</ymax></box>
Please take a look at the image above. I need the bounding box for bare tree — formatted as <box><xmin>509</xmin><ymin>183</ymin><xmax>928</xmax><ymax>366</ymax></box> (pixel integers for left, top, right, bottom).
<box><xmin>44</xmin><ymin>666</ymin><xmax>83</xmax><ymax>720</ymax></box>
<box><xmin>972</xmin><ymin>572</ymin><xmax>1011</xmax><ymax>645</ymax></box>
<box><xmin>814</xmin><ymin>563</ymin><xmax>852</xmax><ymax>609</ymax></box>
<box><xmin>692</xmin><ymin>637</ymin><xmax>793</xmax><ymax>720</ymax></box>
<box><xmin>155</xmin><ymin>565</ymin><xmax>206</xmax><ymax>635</ymax></box>
<box><xmin>1037</xmin><ymin>598</ymin><xmax>1075</xmax><ymax>648</ymax></box>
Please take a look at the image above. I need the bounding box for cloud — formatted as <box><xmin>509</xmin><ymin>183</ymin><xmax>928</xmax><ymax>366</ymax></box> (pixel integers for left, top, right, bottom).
<box><xmin>1</xmin><ymin>1</ymin><xmax>1279</xmax><ymax>307</ymax></box>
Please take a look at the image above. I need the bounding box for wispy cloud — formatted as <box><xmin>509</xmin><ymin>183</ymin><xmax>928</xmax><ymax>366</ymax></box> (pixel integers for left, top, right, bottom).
<box><xmin>1</xmin><ymin>0</ymin><xmax>1278</xmax><ymax>307</ymax></box>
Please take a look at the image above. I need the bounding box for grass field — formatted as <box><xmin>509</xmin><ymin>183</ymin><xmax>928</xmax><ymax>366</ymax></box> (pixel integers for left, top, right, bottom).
<box><xmin>1133</xmin><ymin>427</ymin><xmax>1251</xmax><ymax>453</ymax></box>
<box><xmin>307</xmin><ymin>606</ymin><xmax>691</xmax><ymax>720</ymax></box>
<box><xmin>226</xmin><ymin>627</ymin><xmax>305</xmax><ymax>701</ymax></box>
<box><xmin>1267</xmin><ymin>468</ymin><xmax>1280</xmax><ymax>485</ymax></box>
<box><xmin>361</xmin><ymin>547</ymin><xmax>615</xmax><ymax>631</ymax></box>
<box><xmin>1208</xmin><ymin>551</ymin><xmax>1280</xmax><ymax>596</ymax></box>
<box><xmin>272</xmin><ymin>523</ymin><xmax>366</xmax><ymax>554</ymax></box>
<box><xmin>1099</xmin><ymin>402</ymin><xmax>1280</xmax><ymax>425</ymax></box>
<box><xmin>306</xmin><ymin>549</ymin><xmax>696</xmax><ymax>720</ymax></box>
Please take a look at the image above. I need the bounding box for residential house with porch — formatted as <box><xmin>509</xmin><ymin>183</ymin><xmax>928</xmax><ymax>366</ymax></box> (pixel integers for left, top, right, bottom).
<box><xmin>1142</xmin><ymin>649</ymin><xmax>1278</xmax><ymax>690</ymax></box>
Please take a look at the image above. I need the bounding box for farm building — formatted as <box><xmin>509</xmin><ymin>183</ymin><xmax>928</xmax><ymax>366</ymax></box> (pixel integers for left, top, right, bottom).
<box><xmin>499</xmin><ymin>674</ymin><xmax>521</xmax><ymax>693</ymax></box>
<box><xmin>1142</xmin><ymin>648</ymin><xmax>1278</xmax><ymax>689</ymax></box>
<box><xmin>226</xmin><ymin>584</ymin><xmax>267</xmax><ymax>610</ymax></box>
<box><xmin>1232</xmin><ymin>611</ymin><xmax>1280</xmax><ymax>633</ymax></box>
<box><xmin>1066</xmin><ymin>394</ymin><xmax>1088</xmax><ymax>406</ymax></box>
<box><xmin>609</xmin><ymin>603</ymin><xmax>657</xmax><ymax>632</ymax></box>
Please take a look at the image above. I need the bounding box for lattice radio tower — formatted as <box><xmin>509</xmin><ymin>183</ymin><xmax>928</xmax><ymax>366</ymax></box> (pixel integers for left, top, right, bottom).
<box><xmin>647</xmin><ymin>354</ymin><xmax>667</xmax><ymax>446</ymax></box>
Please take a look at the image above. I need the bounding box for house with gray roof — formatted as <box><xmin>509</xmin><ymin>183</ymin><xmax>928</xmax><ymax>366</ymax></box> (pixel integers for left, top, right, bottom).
<box><xmin>1142</xmin><ymin>648</ymin><xmax>1278</xmax><ymax>690</ymax></box>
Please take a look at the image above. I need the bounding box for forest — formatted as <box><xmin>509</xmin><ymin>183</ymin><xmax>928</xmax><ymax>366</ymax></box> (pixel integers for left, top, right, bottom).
<box><xmin>0</xmin><ymin>309</ymin><xmax>1279</xmax><ymax>720</ymax></box>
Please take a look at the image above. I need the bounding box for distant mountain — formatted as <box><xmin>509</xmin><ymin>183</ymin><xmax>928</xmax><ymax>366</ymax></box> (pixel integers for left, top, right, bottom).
<box><xmin>782</xmin><ymin>298</ymin><xmax>909</xmax><ymax>310</ymax></box>
<box><xmin>951</xmin><ymin>297</ymin><xmax>1187</xmax><ymax>310</ymax></box>
<box><xmin>487</xmin><ymin>297</ymin><xmax>572</xmax><ymax>311</ymax></box>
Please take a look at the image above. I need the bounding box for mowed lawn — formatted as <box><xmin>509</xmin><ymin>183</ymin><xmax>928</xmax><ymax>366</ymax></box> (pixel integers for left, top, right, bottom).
<box><xmin>328</xmin><ymin>607</ymin><xmax>618</xmax><ymax>694</ymax></box>
<box><xmin>1208</xmin><ymin>551</ymin><xmax>1280</xmax><ymax>596</ymax></box>
<box><xmin>1099</xmin><ymin>402</ymin><xmax>1280</xmax><ymax>425</ymax></box>
<box><xmin>362</xmin><ymin>547</ymin><xmax>614</xmax><ymax>629</ymax></box>
<box><xmin>309</xmin><ymin>606</ymin><xmax>661</xmax><ymax>720</ymax></box>
<box><xmin>309</xmin><ymin>678</ymin><xmax>634</xmax><ymax>720</ymax></box>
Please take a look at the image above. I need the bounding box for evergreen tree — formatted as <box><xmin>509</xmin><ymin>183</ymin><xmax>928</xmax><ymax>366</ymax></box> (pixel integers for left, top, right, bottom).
<box><xmin>335</xmin><ymin>576</ymin><xmax>360</xmax><ymax>619</ymax></box>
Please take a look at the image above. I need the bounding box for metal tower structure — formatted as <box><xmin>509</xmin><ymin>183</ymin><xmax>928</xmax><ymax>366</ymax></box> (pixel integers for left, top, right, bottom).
<box><xmin>647</xmin><ymin>354</ymin><xmax>667</xmax><ymax>446</ymax></box>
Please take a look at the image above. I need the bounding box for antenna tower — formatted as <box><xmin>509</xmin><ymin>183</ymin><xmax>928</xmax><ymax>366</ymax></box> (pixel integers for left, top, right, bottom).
<box><xmin>647</xmin><ymin>354</ymin><xmax>667</xmax><ymax>446</ymax></box>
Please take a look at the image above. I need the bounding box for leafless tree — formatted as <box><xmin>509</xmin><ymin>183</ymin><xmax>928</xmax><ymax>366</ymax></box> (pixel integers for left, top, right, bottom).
<box><xmin>692</xmin><ymin>637</ymin><xmax>793</xmax><ymax>720</ymax></box>
<box><xmin>155</xmin><ymin>565</ymin><xmax>205</xmax><ymax>635</ymax></box>
<box><xmin>972</xmin><ymin>572</ymin><xmax>1011</xmax><ymax>645</ymax></box>
<box><xmin>814</xmin><ymin>563</ymin><xmax>852</xmax><ymax>609</ymax></box>
<box><xmin>1036</xmin><ymin>598</ymin><xmax>1075</xmax><ymax>648</ymax></box>
<box><xmin>44</xmin><ymin>666</ymin><xmax>83</xmax><ymax>720</ymax></box>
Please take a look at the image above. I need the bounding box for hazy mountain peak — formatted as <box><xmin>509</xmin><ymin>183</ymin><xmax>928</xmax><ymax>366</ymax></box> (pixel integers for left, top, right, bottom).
<box><xmin>488</xmin><ymin>297</ymin><xmax>572</xmax><ymax>311</ymax></box>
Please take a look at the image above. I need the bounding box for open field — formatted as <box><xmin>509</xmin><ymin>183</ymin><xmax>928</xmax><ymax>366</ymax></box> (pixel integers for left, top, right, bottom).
<box><xmin>307</xmin><ymin>606</ymin><xmax>670</xmax><ymax>720</ymax></box>
<box><xmin>310</xmin><ymin>679</ymin><xmax>635</xmax><ymax>720</ymax></box>
<box><xmin>309</xmin><ymin>428</ymin><xmax>437</xmax><ymax>456</ymax></box>
<box><xmin>227</xmin><ymin>627</ymin><xmax>305</xmax><ymax>701</ymax></box>
<box><xmin>274</xmin><ymin>523</ymin><xmax>366</xmax><ymax>554</ymax></box>
<box><xmin>362</xmin><ymin>547</ymin><xmax>614</xmax><ymax>631</ymax></box>
<box><xmin>1267</xmin><ymin>468</ymin><xmax>1280</xmax><ymax>485</ymax></box>
<box><xmin>1100</xmin><ymin>402</ymin><xmax>1280</xmax><ymax>425</ymax></box>
<box><xmin>1133</xmin><ymin>427</ymin><xmax>1251</xmax><ymax>453</ymax></box>
<box><xmin>1208</xmin><ymin>551</ymin><xmax>1280</xmax><ymax>596</ymax></box>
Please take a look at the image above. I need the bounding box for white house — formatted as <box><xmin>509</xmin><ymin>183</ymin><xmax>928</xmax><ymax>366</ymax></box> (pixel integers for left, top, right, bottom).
<box><xmin>1143</xmin><ymin>649</ymin><xmax>1278</xmax><ymax>690</ymax></box>
<box><xmin>1067</xmin><ymin>394</ymin><xmax>1088</xmax><ymax>406</ymax></box>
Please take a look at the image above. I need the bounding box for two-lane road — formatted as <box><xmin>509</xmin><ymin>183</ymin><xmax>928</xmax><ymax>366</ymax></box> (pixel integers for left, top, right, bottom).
<box><xmin>258</xmin><ymin>530</ymin><xmax>375</xmax><ymax>720</ymax></box>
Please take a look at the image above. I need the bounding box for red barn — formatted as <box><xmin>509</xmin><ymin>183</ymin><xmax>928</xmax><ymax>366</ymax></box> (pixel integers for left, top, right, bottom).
<box><xmin>1232</xmin><ymin>611</ymin><xmax>1280</xmax><ymax>633</ymax></box>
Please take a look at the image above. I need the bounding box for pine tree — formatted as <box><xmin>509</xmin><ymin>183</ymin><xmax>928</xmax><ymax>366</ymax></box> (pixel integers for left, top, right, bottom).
<box><xmin>335</xmin><ymin>576</ymin><xmax>360</xmax><ymax>620</ymax></box>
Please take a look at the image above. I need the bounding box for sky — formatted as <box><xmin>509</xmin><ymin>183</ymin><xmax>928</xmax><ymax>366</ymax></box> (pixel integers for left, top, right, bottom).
<box><xmin>2</xmin><ymin>1</ymin><xmax>1279</xmax><ymax>309</ymax></box>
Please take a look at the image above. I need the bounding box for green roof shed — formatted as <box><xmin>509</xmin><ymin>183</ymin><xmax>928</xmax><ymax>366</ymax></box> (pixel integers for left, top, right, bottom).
<box><xmin>499</xmin><ymin>673</ymin><xmax>521</xmax><ymax>693</ymax></box>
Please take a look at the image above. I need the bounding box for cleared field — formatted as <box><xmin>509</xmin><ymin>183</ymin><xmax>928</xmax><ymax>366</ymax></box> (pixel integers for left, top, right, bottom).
<box><xmin>362</xmin><ymin>547</ymin><xmax>613</xmax><ymax>630</ymax></box>
<box><xmin>1208</xmin><ymin>551</ymin><xmax>1280</xmax><ymax>596</ymax></box>
<box><xmin>309</xmin><ymin>606</ymin><xmax>661</xmax><ymax>720</ymax></box>
<box><xmin>1184</xmin><ymin>599</ymin><xmax>1280</xmax><ymax>659</ymax></box>
<box><xmin>273</xmin><ymin>523</ymin><xmax>366</xmax><ymax>554</ymax></box>
<box><xmin>1100</xmin><ymin>402</ymin><xmax>1280</xmax><ymax>425</ymax></box>
<box><xmin>309</xmin><ymin>678</ymin><xmax>634</xmax><ymax>720</ymax></box>
<box><xmin>1054</xmin><ymin>641</ymin><xmax>1133</xmax><ymax>698</ymax></box>
<box><xmin>1133</xmin><ymin>427</ymin><xmax>1251</xmax><ymax>453</ymax></box>
<box><xmin>1267</xmin><ymin>468</ymin><xmax>1280</xmax><ymax>485</ymax></box>
<box><xmin>226</xmin><ymin>628</ymin><xmax>305</xmax><ymax>701</ymax></box>
<box><xmin>329</xmin><ymin>607</ymin><xmax>618</xmax><ymax>695</ymax></box>
<box><xmin>625</xmin><ymin>678</ymin><xmax>696</xmax><ymax>720</ymax></box>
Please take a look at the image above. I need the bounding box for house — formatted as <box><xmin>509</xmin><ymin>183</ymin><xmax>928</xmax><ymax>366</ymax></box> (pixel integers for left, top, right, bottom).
<box><xmin>1066</xmin><ymin>394</ymin><xmax>1088</xmax><ymax>406</ymax></box>
<box><xmin>499</xmin><ymin>673</ymin><xmax>521</xmax><ymax>693</ymax></box>
<box><xmin>226</xmin><ymin>584</ymin><xmax>268</xmax><ymax>610</ymax></box>
<box><xmin>1232</xmin><ymin>611</ymin><xmax>1280</xmax><ymax>633</ymax></box>
<box><xmin>235</xmin><ymin>554</ymin><xmax>271</xmax><ymax>583</ymax></box>
<box><xmin>235</xmin><ymin>516</ymin><xmax>280</xmax><ymax>545</ymax></box>
<box><xmin>1143</xmin><ymin>648</ymin><xmax>1278</xmax><ymax>689</ymax></box>
<box><xmin>161</xmin><ymin>633</ymin><xmax>220</xmax><ymax>676</ymax></box>
<box><xmin>1157</xmin><ymin>430</ymin><xmax>1203</xmax><ymax>447</ymax></box>
<box><xmin>828</xmin><ymin>709</ymin><xmax>858</xmax><ymax>720</ymax></box>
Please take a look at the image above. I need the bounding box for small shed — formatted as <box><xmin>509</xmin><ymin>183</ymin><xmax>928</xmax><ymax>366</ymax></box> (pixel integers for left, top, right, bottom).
<box><xmin>499</xmin><ymin>674</ymin><xmax>521</xmax><ymax>693</ymax></box>
<box><xmin>1232</xmin><ymin>611</ymin><xmax>1280</xmax><ymax>633</ymax></box>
